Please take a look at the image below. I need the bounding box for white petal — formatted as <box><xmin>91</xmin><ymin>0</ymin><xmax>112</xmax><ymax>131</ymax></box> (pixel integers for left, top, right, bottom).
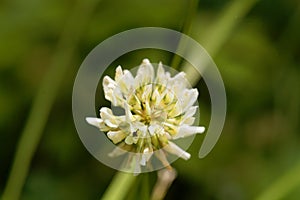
<box><xmin>162</xmin><ymin>122</ymin><xmax>178</xmax><ymax>130</ymax></box>
<box><xmin>156</xmin><ymin>62</ymin><xmax>169</xmax><ymax>85</ymax></box>
<box><xmin>184</xmin><ymin>106</ymin><xmax>198</xmax><ymax>118</ymax></box>
<box><xmin>131</xmin><ymin>122</ymin><xmax>147</xmax><ymax>139</ymax></box>
<box><xmin>182</xmin><ymin>117</ymin><xmax>196</xmax><ymax>125</ymax></box>
<box><xmin>153</xmin><ymin>86</ymin><xmax>170</xmax><ymax>107</ymax></box>
<box><xmin>135</xmin><ymin>58</ymin><xmax>154</xmax><ymax>87</ymax></box>
<box><xmin>103</xmin><ymin>76</ymin><xmax>117</xmax><ymax>94</ymax></box>
<box><xmin>162</xmin><ymin>122</ymin><xmax>178</xmax><ymax>136</ymax></box>
<box><xmin>141</xmin><ymin>84</ymin><xmax>152</xmax><ymax>101</ymax></box>
<box><xmin>171</xmin><ymin>71</ymin><xmax>187</xmax><ymax>85</ymax></box>
<box><xmin>125</xmin><ymin>136</ymin><xmax>134</xmax><ymax>145</ymax></box>
<box><xmin>157</xmin><ymin>62</ymin><xmax>165</xmax><ymax>77</ymax></box>
<box><xmin>103</xmin><ymin>76</ymin><xmax>124</xmax><ymax>106</ymax></box>
<box><xmin>132</xmin><ymin>136</ymin><xmax>139</xmax><ymax>144</ymax></box>
<box><xmin>104</xmin><ymin>120</ymin><xmax>119</xmax><ymax>128</ymax></box>
<box><xmin>181</xmin><ymin>106</ymin><xmax>198</xmax><ymax>124</ymax></box>
<box><xmin>173</xmin><ymin>124</ymin><xmax>205</xmax><ymax>139</ymax></box>
<box><xmin>107</xmin><ymin>131</ymin><xmax>126</xmax><ymax>143</ymax></box>
<box><xmin>85</xmin><ymin>117</ymin><xmax>103</xmax><ymax>128</ymax></box>
<box><xmin>140</xmin><ymin>147</ymin><xmax>153</xmax><ymax>166</ymax></box>
<box><xmin>115</xmin><ymin>65</ymin><xmax>123</xmax><ymax>82</ymax></box>
<box><xmin>124</xmin><ymin>103</ymin><xmax>134</xmax><ymax>121</ymax></box>
<box><xmin>148</xmin><ymin>124</ymin><xmax>159</xmax><ymax>135</ymax></box>
<box><xmin>164</xmin><ymin>141</ymin><xmax>191</xmax><ymax>160</ymax></box>
<box><xmin>100</xmin><ymin>107</ymin><xmax>120</xmax><ymax>128</ymax></box>
<box><xmin>151</xmin><ymin>87</ymin><xmax>161</xmax><ymax>106</ymax></box>
<box><xmin>180</xmin><ymin>89</ymin><xmax>198</xmax><ymax>112</ymax></box>
<box><xmin>100</xmin><ymin>107</ymin><xmax>113</xmax><ymax>119</ymax></box>
<box><xmin>168</xmin><ymin>72</ymin><xmax>188</xmax><ymax>97</ymax></box>
<box><xmin>163</xmin><ymin>90</ymin><xmax>175</xmax><ymax>105</ymax></box>
<box><xmin>117</xmin><ymin>69</ymin><xmax>135</xmax><ymax>97</ymax></box>
<box><xmin>140</xmin><ymin>156</ymin><xmax>146</xmax><ymax>166</ymax></box>
<box><xmin>168</xmin><ymin>102</ymin><xmax>182</xmax><ymax>117</ymax></box>
<box><xmin>123</xmin><ymin>70</ymin><xmax>134</xmax><ymax>81</ymax></box>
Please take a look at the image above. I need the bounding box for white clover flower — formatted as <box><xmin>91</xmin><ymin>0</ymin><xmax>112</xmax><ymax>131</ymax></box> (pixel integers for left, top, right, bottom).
<box><xmin>86</xmin><ymin>58</ymin><xmax>205</xmax><ymax>171</ymax></box>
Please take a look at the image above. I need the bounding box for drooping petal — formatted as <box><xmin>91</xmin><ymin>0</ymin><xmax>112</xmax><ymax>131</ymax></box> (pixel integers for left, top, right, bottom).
<box><xmin>107</xmin><ymin>130</ymin><xmax>127</xmax><ymax>144</ymax></box>
<box><xmin>86</xmin><ymin>117</ymin><xmax>111</xmax><ymax>131</ymax></box>
<box><xmin>172</xmin><ymin>124</ymin><xmax>205</xmax><ymax>139</ymax></box>
<box><xmin>163</xmin><ymin>141</ymin><xmax>191</xmax><ymax>160</ymax></box>
<box><xmin>100</xmin><ymin>107</ymin><xmax>121</xmax><ymax>128</ymax></box>
<box><xmin>85</xmin><ymin>117</ymin><xmax>103</xmax><ymax>128</ymax></box>
<box><xmin>140</xmin><ymin>147</ymin><xmax>153</xmax><ymax>166</ymax></box>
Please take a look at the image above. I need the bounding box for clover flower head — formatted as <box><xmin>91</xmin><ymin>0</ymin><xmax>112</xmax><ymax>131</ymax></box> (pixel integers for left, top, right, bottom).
<box><xmin>86</xmin><ymin>58</ymin><xmax>205</xmax><ymax>172</ymax></box>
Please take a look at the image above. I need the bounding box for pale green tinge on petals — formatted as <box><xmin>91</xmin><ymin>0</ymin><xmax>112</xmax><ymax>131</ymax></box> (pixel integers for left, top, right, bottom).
<box><xmin>86</xmin><ymin>58</ymin><xmax>205</xmax><ymax>169</ymax></box>
<box><xmin>107</xmin><ymin>131</ymin><xmax>127</xmax><ymax>144</ymax></box>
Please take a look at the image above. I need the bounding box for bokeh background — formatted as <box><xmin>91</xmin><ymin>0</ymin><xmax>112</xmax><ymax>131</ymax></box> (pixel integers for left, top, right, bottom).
<box><xmin>1</xmin><ymin>0</ymin><xmax>300</xmax><ymax>199</ymax></box>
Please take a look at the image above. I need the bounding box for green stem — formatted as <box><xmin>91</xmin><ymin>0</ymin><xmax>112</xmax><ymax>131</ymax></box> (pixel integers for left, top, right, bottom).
<box><xmin>2</xmin><ymin>0</ymin><xmax>99</xmax><ymax>199</ymax></box>
<box><xmin>170</xmin><ymin>0</ymin><xmax>199</xmax><ymax>70</ymax></box>
<box><xmin>141</xmin><ymin>173</ymin><xmax>150</xmax><ymax>200</ymax></box>
<box><xmin>255</xmin><ymin>161</ymin><xmax>300</xmax><ymax>200</ymax></box>
<box><xmin>101</xmin><ymin>172</ymin><xmax>137</xmax><ymax>200</ymax></box>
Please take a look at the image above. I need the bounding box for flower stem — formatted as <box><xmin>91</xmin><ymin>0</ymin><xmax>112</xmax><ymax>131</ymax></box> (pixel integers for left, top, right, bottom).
<box><xmin>101</xmin><ymin>172</ymin><xmax>137</xmax><ymax>200</ymax></box>
<box><xmin>141</xmin><ymin>173</ymin><xmax>150</xmax><ymax>200</ymax></box>
<box><xmin>255</xmin><ymin>161</ymin><xmax>300</xmax><ymax>200</ymax></box>
<box><xmin>1</xmin><ymin>0</ymin><xmax>99</xmax><ymax>199</ymax></box>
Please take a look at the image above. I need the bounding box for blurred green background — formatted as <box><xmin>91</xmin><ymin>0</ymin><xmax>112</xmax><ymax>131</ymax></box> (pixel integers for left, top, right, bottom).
<box><xmin>1</xmin><ymin>0</ymin><xmax>300</xmax><ymax>199</ymax></box>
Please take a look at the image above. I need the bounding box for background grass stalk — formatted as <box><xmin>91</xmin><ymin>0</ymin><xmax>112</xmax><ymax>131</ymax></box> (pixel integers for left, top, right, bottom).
<box><xmin>255</xmin><ymin>161</ymin><xmax>300</xmax><ymax>200</ymax></box>
<box><xmin>182</xmin><ymin>0</ymin><xmax>259</xmax><ymax>85</ymax></box>
<box><xmin>170</xmin><ymin>0</ymin><xmax>199</xmax><ymax>70</ymax></box>
<box><xmin>2</xmin><ymin>0</ymin><xmax>99</xmax><ymax>199</ymax></box>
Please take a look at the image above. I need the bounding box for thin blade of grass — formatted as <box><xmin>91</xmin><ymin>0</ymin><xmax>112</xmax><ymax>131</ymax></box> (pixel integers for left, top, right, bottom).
<box><xmin>2</xmin><ymin>0</ymin><xmax>100</xmax><ymax>199</ymax></box>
